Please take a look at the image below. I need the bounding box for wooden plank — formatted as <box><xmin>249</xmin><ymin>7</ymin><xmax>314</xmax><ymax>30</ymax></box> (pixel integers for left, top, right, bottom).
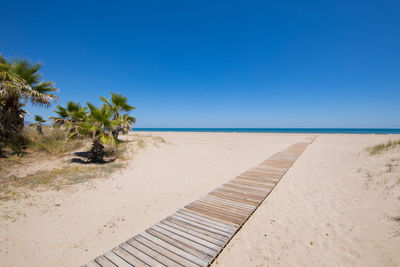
<box><xmin>140</xmin><ymin>232</ymin><xmax>207</xmax><ymax>267</ymax></box>
<box><xmin>202</xmin><ymin>194</ymin><xmax>256</xmax><ymax>211</ymax></box>
<box><xmin>189</xmin><ymin>201</ymin><xmax>249</xmax><ymax>220</ymax></box>
<box><xmin>199</xmin><ymin>195</ymin><xmax>254</xmax><ymax>213</ymax></box>
<box><xmin>234</xmin><ymin>177</ymin><xmax>277</xmax><ymax>188</ymax></box>
<box><xmin>250</xmin><ymin>166</ymin><xmax>286</xmax><ymax>172</ymax></box>
<box><xmin>194</xmin><ymin>199</ymin><xmax>250</xmax><ymax>219</ymax></box>
<box><xmin>223</xmin><ymin>181</ymin><xmax>267</xmax><ymax>193</ymax></box>
<box><xmin>229</xmin><ymin>176</ymin><xmax>277</xmax><ymax>190</ymax></box>
<box><xmin>213</xmin><ymin>188</ymin><xmax>264</xmax><ymax>202</ymax></box>
<box><xmin>271</xmin><ymin>156</ymin><xmax>298</xmax><ymax>161</ymax></box>
<box><xmin>120</xmin><ymin>242</ymin><xmax>165</xmax><ymax>266</ymax></box>
<box><xmin>239</xmin><ymin>175</ymin><xmax>281</xmax><ymax>184</ymax></box>
<box><xmin>160</xmin><ymin>220</ymin><xmax>226</xmax><ymax>246</ymax></box>
<box><xmin>251</xmin><ymin>169</ymin><xmax>286</xmax><ymax>176</ymax></box>
<box><xmin>269</xmin><ymin>154</ymin><xmax>296</xmax><ymax>161</ymax></box>
<box><xmin>243</xmin><ymin>168</ymin><xmax>283</xmax><ymax>176</ymax></box>
<box><xmin>230</xmin><ymin>178</ymin><xmax>275</xmax><ymax>190</ymax></box>
<box><xmin>146</xmin><ymin>227</ymin><xmax>214</xmax><ymax>262</ymax></box>
<box><xmin>104</xmin><ymin>251</ymin><xmax>133</xmax><ymax>267</ymax></box>
<box><xmin>209</xmin><ymin>192</ymin><xmax>263</xmax><ymax>208</ymax></box>
<box><xmin>170</xmin><ymin>214</ymin><xmax>233</xmax><ymax>238</ymax></box>
<box><xmin>208</xmin><ymin>191</ymin><xmax>259</xmax><ymax>207</ymax></box>
<box><xmin>166</xmin><ymin>216</ymin><xmax>230</xmax><ymax>241</ymax></box>
<box><xmin>216</xmin><ymin>186</ymin><xmax>266</xmax><ymax>198</ymax></box>
<box><xmin>177</xmin><ymin>210</ymin><xmax>237</xmax><ymax>232</ymax></box>
<box><xmin>180</xmin><ymin>207</ymin><xmax>241</xmax><ymax>229</ymax></box>
<box><xmin>182</xmin><ymin>206</ymin><xmax>242</xmax><ymax>228</ymax></box>
<box><xmin>237</xmin><ymin>175</ymin><xmax>279</xmax><ymax>185</ymax></box>
<box><xmin>232</xmin><ymin>177</ymin><xmax>277</xmax><ymax>186</ymax></box>
<box><xmin>184</xmin><ymin>205</ymin><xmax>243</xmax><ymax>227</ymax></box>
<box><xmin>156</xmin><ymin>222</ymin><xmax>222</xmax><ymax>251</ymax></box>
<box><xmin>222</xmin><ymin>183</ymin><xmax>267</xmax><ymax>195</ymax></box>
<box><xmin>85</xmin><ymin>260</ymin><xmax>101</xmax><ymax>267</ymax></box>
<box><xmin>245</xmin><ymin>169</ymin><xmax>285</xmax><ymax>176</ymax></box>
<box><xmin>197</xmin><ymin>197</ymin><xmax>252</xmax><ymax>215</ymax></box>
<box><xmin>94</xmin><ymin>255</ymin><xmax>117</xmax><ymax>267</ymax></box>
<box><xmin>240</xmin><ymin>171</ymin><xmax>282</xmax><ymax>179</ymax></box>
<box><xmin>126</xmin><ymin>238</ymin><xmax>180</xmax><ymax>266</ymax></box>
<box><xmin>173</xmin><ymin>213</ymin><xmax>234</xmax><ymax>235</ymax></box>
<box><xmin>230</xmin><ymin>176</ymin><xmax>276</xmax><ymax>191</ymax></box>
<box><xmin>261</xmin><ymin>160</ymin><xmax>293</xmax><ymax>168</ymax></box>
<box><xmin>133</xmin><ymin>235</ymin><xmax>197</xmax><ymax>267</ymax></box>
<box><xmin>202</xmin><ymin>195</ymin><xmax>256</xmax><ymax>212</ymax></box>
<box><xmin>253</xmin><ymin>165</ymin><xmax>288</xmax><ymax>172</ymax></box>
<box><xmin>239</xmin><ymin>171</ymin><xmax>281</xmax><ymax>180</ymax></box>
<box><xmin>151</xmin><ymin>225</ymin><xmax>218</xmax><ymax>256</ymax></box>
<box><xmin>209</xmin><ymin>190</ymin><xmax>260</xmax><ymax>207</ymax></box>
<box><xmin>111</xmin><ymin>247</ymin><xmax>147</xmax><ymax>267</ymax></box>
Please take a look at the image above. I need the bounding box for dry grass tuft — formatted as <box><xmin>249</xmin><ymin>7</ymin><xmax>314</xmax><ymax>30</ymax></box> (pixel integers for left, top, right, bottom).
<box><xmin>132</xmin><ymin>133</ymin><xmax>167</xmax><ymax>149</ymax></box>
<box><xmin>25</xmin><ymin>127</ymin><xmax>84</xmax><ymax>155</ymax></box>
<box><xmin>0</xmin><ymin>162</ymin><xmax>125</xmax><ymax>201</ymax></box>
<box><xmin>152</xmin><ymin>136</ymin><xmax>166</xmax><ymax>144</ymax></box>
<box><xmin>365</xmin><ymin>140</ymin><xmax>400</xmax><ymax>155</ymax></box>
<box><xmin>136</xmin><ymin>137</ymin><xmax>146</xmax><ymax>149</ymax></box>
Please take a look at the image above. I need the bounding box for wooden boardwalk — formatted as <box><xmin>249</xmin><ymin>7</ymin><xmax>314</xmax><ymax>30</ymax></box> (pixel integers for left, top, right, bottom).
<box><xmin>84</xmin><ymin>138</ymin><xmax>315</xmax><ymax>267</ymax></box>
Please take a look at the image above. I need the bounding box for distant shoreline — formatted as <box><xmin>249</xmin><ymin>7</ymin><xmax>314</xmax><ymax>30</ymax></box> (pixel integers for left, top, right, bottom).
<box><xmin>133</xmin><ymin>128</ymin><xmax>400</xmax><ymax>134</ymax></box>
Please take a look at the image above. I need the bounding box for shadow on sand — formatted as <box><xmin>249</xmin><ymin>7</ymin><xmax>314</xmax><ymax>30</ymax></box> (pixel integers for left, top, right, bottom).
<box><xmin>70</xmin><ymin>151</ymin><xmax>115</xmax><ymax>164</ymax></box>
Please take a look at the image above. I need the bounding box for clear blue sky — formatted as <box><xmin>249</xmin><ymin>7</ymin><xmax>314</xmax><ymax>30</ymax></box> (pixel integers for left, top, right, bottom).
<box><xmin>1</xmin><ymin>0</ymin><xmax>399</xmax><ymax>128</ymax></box>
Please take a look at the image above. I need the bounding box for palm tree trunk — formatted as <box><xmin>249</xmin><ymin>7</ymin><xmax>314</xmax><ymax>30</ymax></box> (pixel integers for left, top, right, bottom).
<box><xmin>36</xmin><ymin>124</ymin><xmax>43</xmax><ymax>135</ymax></box>
<box><xmin>0</xmin><ymin>98</ymin><xmax>24</xmax><ymax>140</ymax></box>
<box><xmin>88</xmin><ymin>138</ymin><xmax>105</xmax><ymax>163</ymax></box>
<box><xmin>112</xmin><ymin>129</ymin><xmax>119</xmax><ymax>141</ymax></box>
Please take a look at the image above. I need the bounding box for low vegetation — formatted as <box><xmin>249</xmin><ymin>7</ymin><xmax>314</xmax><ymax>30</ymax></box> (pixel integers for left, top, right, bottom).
<box><xmin>365</xmin><ymin>140</ymin><xmax>400</xmax><ymax>155</ymax></box>
<box><xmin>0</xmin><ymin>52</ymin><xmax>153</xmax><ymax>202</ymax></box>
<box><xmin>25</xmin><ymin>127</ymin><xmax>84</xmax><ymax>155</ymax></box>
<box><xmin>363</xmin><ymin>140</ymin><xmax>400</xmax><ymax>235</ymax></box>
<box><xmin>0</xmin><ymin>131</ymin><xmax>167</xmax><ymax>201</ymax></box>
<box><xmin>0</xmin><ymin>162</ymin><xmax>125</xmax><ymax>201</ymax></box>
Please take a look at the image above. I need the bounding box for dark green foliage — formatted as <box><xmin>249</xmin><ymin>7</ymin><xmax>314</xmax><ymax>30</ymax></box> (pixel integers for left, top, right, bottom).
<box><xmin>100</xmin><ymin>92</ymin><xmax>136</xmax><ymax>140</ymax></box>
<box><xmin>73</xmin><ymin>103</ymin><xmax>122</xmax><ymax>162</ymax></box>
<box><xmin>0</xmin><ymin>53</ymin><xmax>57</xmax><ymax>148</ymax></box>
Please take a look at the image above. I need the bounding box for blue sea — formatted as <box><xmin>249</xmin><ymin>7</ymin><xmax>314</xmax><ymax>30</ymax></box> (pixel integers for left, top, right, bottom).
<box><xmin>134</xmin><ymin>128</ymin><xmax>400</xmax><ymax>134</ymax></box>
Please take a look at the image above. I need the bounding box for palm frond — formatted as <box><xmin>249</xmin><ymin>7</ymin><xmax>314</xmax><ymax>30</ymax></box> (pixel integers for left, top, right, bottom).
<box><xmin>34</xmin><ymin>115</ymin><xmax>46</xmax><ymax>123</ymax></box>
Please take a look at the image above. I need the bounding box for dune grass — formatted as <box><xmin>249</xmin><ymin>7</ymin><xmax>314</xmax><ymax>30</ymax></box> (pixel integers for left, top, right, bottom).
<box><xmin>132</xmin><ymin>133</ymin><xmax>166</xmax><ymax>149</ymax></box>
<box><xmin>0</xmin><ymin>127</ymin><xmax>86</xmax><ymax>173</ymax></box>
<box><xmin>25</xmin><ymin>127</ymin><xmax>84</xmax><ymax>155</ymax></box>
<box><xmin>366</xmin><ymin>140</ymin><xmax>400</xmax><ymax>155</ymax></box>
<box><xmin>0</xmin><ymin>162</ymin><xmax>125</xmax><ymax>201</ymax></box>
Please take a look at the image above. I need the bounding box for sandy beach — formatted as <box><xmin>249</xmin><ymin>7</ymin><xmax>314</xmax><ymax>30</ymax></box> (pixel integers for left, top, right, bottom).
<box><xmin>0</xmin><ymin>132</ymin><xmax>399</xmax><ymax>266</ymax></box>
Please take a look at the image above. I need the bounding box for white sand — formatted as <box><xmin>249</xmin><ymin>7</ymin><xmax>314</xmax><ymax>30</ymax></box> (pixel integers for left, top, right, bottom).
<box><xmin>0</xmin><ymin>132</ymin><xmax>399</xmax><ymax>266</ymax></box>
<box><xmin>213</xmin><ymin>134</ymin><xmax>400</xmax><ymax>267</ymax></box>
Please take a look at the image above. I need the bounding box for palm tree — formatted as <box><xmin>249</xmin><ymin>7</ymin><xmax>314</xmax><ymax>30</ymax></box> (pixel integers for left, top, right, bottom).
<box><xmin>0</xmin><ymin>54</ymin><xmax>57</xmax><ymax>141</ymax></box>
<box><xmin>73</xmin><ymin>103</ymin><xmax>121</xmax><ymax>163</ymax></box>
<box><xmin>31</xmin><ymin>115</ymin><xmax>46</xmax><ymax>135</ymax></box>
<box><xmin>100</xmin><ymin>92</ymin><xmax>135</xmax><ymax>140</ymax></box>
<box><xmin>120</xmin><ymin>114</ymin><xmax>136</xmax><ymax>134</ymax></box>
<box><xmin>50</xmin><ymin>101</ymin><xmax>87</xmax><ymax>132</ymax></box>
<box><xmin>50</xmin><ymin>105</ymin><xmax>68</xmax><ymax>126</ymax></box>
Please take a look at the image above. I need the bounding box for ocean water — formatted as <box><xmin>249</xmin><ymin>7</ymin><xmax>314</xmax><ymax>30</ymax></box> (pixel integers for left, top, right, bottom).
<box><xmin>134</xmin><ymin>128</ymin><xmax>400</xmax><ymax>134</ymax></box>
